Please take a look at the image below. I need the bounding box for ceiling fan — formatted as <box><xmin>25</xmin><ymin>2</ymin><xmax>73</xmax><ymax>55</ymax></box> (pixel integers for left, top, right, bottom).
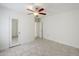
<box><xmin>27</xmin><ymin>6</ymin><xmax>46</xmax><ymax>17</ymax></box>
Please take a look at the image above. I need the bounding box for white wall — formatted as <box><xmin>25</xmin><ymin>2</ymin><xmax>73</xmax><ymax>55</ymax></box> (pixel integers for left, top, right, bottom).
<box><xmin>43</xmin><ymin>9</ymin><xmax>79</xmax><ymax>48</ymax></box>
<box><xmin>0</xmin><ymin>6</ymin><xmax>35</xmax><ymax>50</ymax></box>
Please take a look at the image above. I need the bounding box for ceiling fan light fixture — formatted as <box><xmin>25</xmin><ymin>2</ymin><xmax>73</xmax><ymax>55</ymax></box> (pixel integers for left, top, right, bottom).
<box><xmin>33</xmin><ymin>12</ymin><xmax>39</xmax><ymax>16</ymax></box>
<box><xmin>27</xmin><ymin>4</ymin><xmax>46</xmax><ymax>16</ymax></box>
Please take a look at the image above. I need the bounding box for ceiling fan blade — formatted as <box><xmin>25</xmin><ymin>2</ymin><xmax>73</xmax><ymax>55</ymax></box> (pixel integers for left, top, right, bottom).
<box><xmin>27</xmin><ymin>9</ymin><xmax>34</xmax><ymax>12</ymax></box>
<box><xmin>39</xmin><ymin>13</ymin><xmax>46</xmax><ymax>15</ymax></box>
<box><xmin>27</xmin><ymin>13</ymin><xmax>33</xmax><ymax>15</ymax></box>
<box><xmin>38</xmin><ymin>8</ymin><xmax>44</xmax><ymax>12</ymax></box>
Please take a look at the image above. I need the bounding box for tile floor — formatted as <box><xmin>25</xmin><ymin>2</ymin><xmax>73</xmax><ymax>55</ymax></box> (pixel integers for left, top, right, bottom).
<box><xmin>0</xmin><ymin>39</ymin><xmax>79</xmax><ymax>56</ymax></box>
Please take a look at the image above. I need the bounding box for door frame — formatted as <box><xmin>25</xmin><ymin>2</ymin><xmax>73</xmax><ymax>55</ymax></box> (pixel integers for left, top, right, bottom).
<box><xmin>9</xmin><ymin>16</ymin><xmax>20</xmax><ymax>47</ymax></box>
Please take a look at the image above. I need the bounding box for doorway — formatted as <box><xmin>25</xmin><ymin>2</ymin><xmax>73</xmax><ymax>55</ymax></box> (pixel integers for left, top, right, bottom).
<box><xmin>9</xmin><ymin>18</ymin><xmax>20</xmax><ymax>47</ymax></box>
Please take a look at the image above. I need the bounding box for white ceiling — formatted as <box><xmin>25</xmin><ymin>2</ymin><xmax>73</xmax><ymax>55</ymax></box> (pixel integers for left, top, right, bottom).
<box><xmin>45</xmin><ymin>3</ymin><xmax>79</xmax><ymax>15</ymax></box>
<box><xmin>0</xmin><ymin>3</ymin><xmax>79</xmax><ymax>14</ymax></box>
<box><xmin>0</xmin><ymin>3</ymin><xmax>32</xmax><ymax>12</ymax></box>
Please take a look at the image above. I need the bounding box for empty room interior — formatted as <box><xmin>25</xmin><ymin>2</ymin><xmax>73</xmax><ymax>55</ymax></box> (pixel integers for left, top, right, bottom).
<box><xmin>0</xmin><ymin>3</ymin><xmax>79</xmax><ymax>56</ymax></box>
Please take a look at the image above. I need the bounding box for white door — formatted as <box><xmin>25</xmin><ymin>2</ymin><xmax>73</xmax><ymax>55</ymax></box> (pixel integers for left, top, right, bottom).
<box><xmin>9</xmin><ymin>17</ymin><xmax>20</xmax><ymax>47</ymax></box>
